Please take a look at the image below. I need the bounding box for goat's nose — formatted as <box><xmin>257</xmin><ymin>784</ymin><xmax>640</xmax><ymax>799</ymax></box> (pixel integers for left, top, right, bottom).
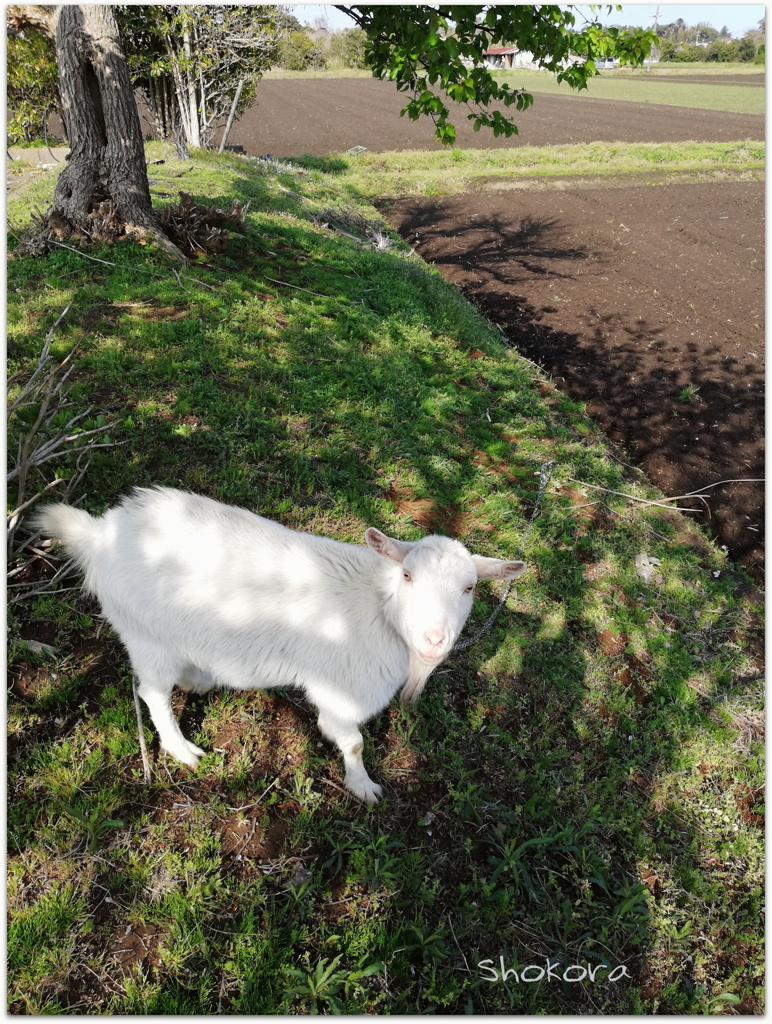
<box><xmin>423</xmin><ymin>630</ymin><xmax>447</xmax><ymax>650</ymax></box>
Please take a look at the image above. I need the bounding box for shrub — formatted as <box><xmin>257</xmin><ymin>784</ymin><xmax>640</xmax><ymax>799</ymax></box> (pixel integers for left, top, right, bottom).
<box><xmin>669</xmin><ymin>45</ymin><xmax>707</xmax><ymax>62</ymax></box>
<box><xmin>656</xmin><ymin>38</ymin><xmax>677</xmax><ymax>61</ymax></box>
<box><xmin>327</xmin><ymin>28</ymin><xmax>368</xmax><ymax>69</ymax></box>
<box><xmin>737</xmin><ymin>36</ymin><xmax>758</xmax><ymax>62</ymax></box>
<box><xmin>7</xmin><ymin>29</ymin><xmax>60</xmax><ymax>145</ymax></box>
<box><xmin>278</xmin><ymin>31</ymin><xmax>327</xmax><ymax>70</ymax></box>
<box><xmin>706</xmin><ymin>41</ymin><xmax>740</xmax><ymax>62</ymax></box>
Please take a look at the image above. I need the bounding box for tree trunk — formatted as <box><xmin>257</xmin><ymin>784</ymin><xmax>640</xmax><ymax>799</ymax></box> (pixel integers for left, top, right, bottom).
<box><xmin>182</xmin><ymin>27</ymin><xmax>201</xmax><ymax>148</ymax></box>
<box><xmin>11</xmin><ymin>5</ymin><xmax>185</xmax><ymax>259</ymax></box>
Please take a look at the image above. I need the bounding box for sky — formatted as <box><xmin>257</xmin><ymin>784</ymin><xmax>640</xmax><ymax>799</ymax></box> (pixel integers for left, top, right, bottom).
<box><xmin>290</xmin><ymin>4</ymin><xmax>766</xmax><ymax>39</ymax></box>
<box><xmin>571</xmin><ymin>5</ymin><xmax>765</xmax><ymax>37</ymax></box>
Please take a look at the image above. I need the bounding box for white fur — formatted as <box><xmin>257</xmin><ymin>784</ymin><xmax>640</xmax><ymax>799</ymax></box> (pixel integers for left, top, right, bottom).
<box><xmin>34</xmin><ymin>487</ymin><xmax>526</xmax><ymax>802</ymax></box>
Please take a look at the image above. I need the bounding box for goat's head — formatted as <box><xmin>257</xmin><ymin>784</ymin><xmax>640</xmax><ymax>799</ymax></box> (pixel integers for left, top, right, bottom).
<box><xmin>365</xmin><ymin>528</ymin><xmax>526</xmax><ymax>665</ymax></box>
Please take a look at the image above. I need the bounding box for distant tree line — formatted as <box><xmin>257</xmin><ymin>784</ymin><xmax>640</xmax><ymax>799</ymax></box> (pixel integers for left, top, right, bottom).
<box><xmin>650</xmin><ymin>17</ymin><xmax>764</xmax><ymax>63</ymax></box>
<box><xmin>276</xmin><ymin>18</ymin><xmax>368</xmax><ymax>71</ymax></box>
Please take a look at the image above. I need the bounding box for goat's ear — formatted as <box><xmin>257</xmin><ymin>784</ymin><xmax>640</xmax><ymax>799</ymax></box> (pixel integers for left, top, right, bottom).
<box><xmin>365</xmin><ymin>528</ymin><xmax>414</xmax><ymax>564</ymax></box>
<box><xmin>472</xmin><ymin>556</ymin><xmax>527</xmax><ymax>581</ymax></box>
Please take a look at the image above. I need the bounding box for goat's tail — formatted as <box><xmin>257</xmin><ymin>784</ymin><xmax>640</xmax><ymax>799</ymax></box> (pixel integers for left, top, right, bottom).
<box><xmin>31</xmin><ymin>504</ymin><xmax>99</xmax><ymax>572</ymax></box>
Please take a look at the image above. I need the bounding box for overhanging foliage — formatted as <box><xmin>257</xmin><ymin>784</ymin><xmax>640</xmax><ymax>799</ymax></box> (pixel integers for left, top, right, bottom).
<box><xmin>337</xmin><ymin>5</ymin><xmax>656</xmax><ymax>143</ymax></box>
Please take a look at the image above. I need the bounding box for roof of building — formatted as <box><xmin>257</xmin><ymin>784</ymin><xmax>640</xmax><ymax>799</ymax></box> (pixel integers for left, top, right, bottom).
<box><xmin>482</xmin><ymin>46</ymin><xmax>519</xmax><ymax>55</ymax></box>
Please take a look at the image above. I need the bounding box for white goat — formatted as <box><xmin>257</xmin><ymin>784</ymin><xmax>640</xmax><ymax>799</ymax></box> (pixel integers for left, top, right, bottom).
<box><xmin>34</xmin><ymin>487</ymin><xmax>526</xmax><ymax>802</ymax></box>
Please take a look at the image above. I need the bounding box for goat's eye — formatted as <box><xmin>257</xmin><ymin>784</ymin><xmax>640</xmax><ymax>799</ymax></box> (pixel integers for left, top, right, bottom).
<box><xmin>403</xmin><ymin>571</ymin><xmax>412</xmax><ymax>583</ymax></box>
<box><xmin>464</xmin><ymin>584</ymin><xmax>475</xmax><ymax>594</ymax></box>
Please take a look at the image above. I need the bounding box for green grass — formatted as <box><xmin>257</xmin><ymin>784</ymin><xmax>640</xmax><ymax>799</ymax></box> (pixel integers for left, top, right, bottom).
<box><xmin>314</xmin><ymin>140</ymin><xmax>765</xmax><ymax>198</ymax></box>
<box><xmin>7</xmin><ymin>150</ymin><xmax>764</xmax><ymax>1014</ymax></box>
<box><xmin>491</xmin><ymin>67</ymin><xmax>765</xmax><ymax>115</ymax></box>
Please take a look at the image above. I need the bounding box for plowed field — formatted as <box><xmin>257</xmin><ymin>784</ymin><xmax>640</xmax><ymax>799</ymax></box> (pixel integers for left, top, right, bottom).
<box><xmin>222</xmin><ymin>77</ymin><xmax>764</xmax><ymax>155</ymax></box>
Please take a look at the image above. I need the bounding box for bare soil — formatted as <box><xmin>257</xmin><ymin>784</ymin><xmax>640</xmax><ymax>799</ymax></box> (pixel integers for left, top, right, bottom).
<box><xmin>377</xmin><ymin>178</ymin><xmax>764</xmax><ymax>577</ymax></box>
<box><xmin>222</xmin><ymin>77</ymin><xmax>764</xmax><ymax>155</ymax></box>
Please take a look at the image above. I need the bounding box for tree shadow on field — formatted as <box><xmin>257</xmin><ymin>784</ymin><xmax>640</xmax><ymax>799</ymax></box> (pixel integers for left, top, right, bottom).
<box><xmin>398</xmin><ymin>206</ymin><xmax>596</xmax><ymax>290</ymax></box>
<box><xmin>379</xmin><ymin>197</ymin><xmax>764</xmax><ymax>578</ymax></box>
<box><xmin>476</xmin><ymin>290</ymin><xmax>764</xmax><ymax>572</ymax></box>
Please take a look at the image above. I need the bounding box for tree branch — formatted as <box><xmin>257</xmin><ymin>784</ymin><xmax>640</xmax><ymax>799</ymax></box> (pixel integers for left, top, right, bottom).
<box><xmin>7</xmin><ymin>4</ymin><xmax>56</xmax><ymax>39</ymax></box>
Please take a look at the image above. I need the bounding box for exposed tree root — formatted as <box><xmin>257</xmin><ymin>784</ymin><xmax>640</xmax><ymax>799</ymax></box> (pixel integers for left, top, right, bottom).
<box><xmin>13</xmin><ymin>192</ymin><xmax>246</xmax><ymax>262</ymax></box>
<box><xmin>157</xmin><ymin>192</ymin><xmax>247</xmax><ymax>255</ymax></box>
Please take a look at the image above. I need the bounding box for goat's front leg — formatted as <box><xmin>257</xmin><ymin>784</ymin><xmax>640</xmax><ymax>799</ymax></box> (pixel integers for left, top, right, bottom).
<box><xmin>317</xmin><ymin>711</ymin><xmax>382</xmax><ymax>804</ymax></box>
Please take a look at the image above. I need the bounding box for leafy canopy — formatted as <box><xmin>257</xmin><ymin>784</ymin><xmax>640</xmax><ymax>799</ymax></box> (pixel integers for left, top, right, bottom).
<box><xmin>7</xmin><ymin>28</ymin><xmax>60</xmax><ymax>145</ymax></box>
<box><xmin>337</xmin><ymin>5</ymin><xmax>656</xmax><ymax>144</ymax></box>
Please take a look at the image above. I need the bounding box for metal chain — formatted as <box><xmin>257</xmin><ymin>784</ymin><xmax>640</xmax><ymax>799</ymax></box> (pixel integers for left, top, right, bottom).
<box><xmin>453</xmin><ymin>460</ymin><xmax>555</xmax><ymax>653</ymax></box>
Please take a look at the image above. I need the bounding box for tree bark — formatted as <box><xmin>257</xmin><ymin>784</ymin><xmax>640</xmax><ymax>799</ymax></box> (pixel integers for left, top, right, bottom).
<box><xmin>9</xmin><ymin>4</ymin><xmax>185</xmax><ymax>259</ymax></box>
<box><xmin>182</xmin><ymin>27</ymin><xmax>201</xmax><ymax>148</ymax></box>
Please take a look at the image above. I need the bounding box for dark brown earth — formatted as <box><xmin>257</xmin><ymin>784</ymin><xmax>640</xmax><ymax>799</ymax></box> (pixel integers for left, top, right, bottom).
<box><xmin>378</xmin><ymin>178</ymin><xmax>764</xmax><ymax>577</ymax></box>
<box><xmin>611</xmin><ymin>73</ymin><xmax>765</xmax><ymax>86</ymax></box>
<box><xmin>220</xmin><ymin>77</ymin><xmax>765</xmax><ymax>155</ymax></box>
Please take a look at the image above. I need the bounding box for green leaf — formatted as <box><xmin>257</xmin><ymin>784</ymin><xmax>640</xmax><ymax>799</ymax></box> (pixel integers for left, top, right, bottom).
<box><xmin>350</xmin><ymin>962</ymin><xmax>382</xmax><ymax>980</ymax></box>
<box><xmin>62</xmin><ymin>806</ymin><xmax>89</xmax><ymax>827</ymax></box>
<box><xmin>16</xmin><ymin>403</ymin><xmax>42</xmax><ymax>426</ymax></box>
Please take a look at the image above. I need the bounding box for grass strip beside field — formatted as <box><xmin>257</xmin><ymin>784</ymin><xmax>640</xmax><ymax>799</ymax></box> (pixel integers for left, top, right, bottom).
<box><xmin>311</xmin><ymin>140</ymin><xmax>765</xmax><ymax>198</ymax></box>
<box><xmin>6</xmin><ymin>150</ymin><xmax>764</xmax><ymax>1015</ymax></box>
<box><xmin>492</xmin><ymin>68</ymin><xmax>765</xmax><ymax>115</ymax></box>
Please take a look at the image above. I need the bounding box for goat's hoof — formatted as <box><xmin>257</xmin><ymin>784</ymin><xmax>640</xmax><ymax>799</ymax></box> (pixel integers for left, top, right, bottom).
<box><xmin>185</xmin><ymin>739</ymin><xmax>206</xmax><ymax>757</ymax></box>
<box><xmin>162</xmin><ymin>744</ymin><xmax>201</xmax><ymax>770</ymax></box>
<box><xmin>345</xmin><ymin>777</ymin><xmax>383</xmax><ymax>804</ymax></box>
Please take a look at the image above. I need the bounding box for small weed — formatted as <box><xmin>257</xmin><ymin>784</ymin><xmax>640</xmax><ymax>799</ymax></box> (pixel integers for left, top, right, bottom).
<box><xmin>283</xmin><ymin>954</ymin><xmax>382</xmax><ymax>1014</ymax></box>
<box><xmin>61</xmin><ymin>803</ymin><xmax>125</xmax><ymax>853</ymax></box>
<box><xmin>679</xmin><ymin>383</ymin><xmax>700</xmax><ymax>402</ymax></box>
<box><xmin>399</xmin><ymin>923</ymin><xmax>450</xmax><ymax>964</ymax></box>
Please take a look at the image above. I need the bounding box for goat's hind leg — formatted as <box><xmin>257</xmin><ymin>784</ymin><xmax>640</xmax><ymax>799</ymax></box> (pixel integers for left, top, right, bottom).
<box><xmin>317</xmin><ymin>711</ymin><xmax>382</xmax><ymax>804</ymax></box>
<box><xmin>130</xmin><ymin>646</ymin><xmax>206</xmax><ymax>768</ymax></box>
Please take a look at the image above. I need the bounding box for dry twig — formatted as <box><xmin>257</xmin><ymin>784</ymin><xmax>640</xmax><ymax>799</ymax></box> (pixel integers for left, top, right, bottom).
<box><xmin>7</xmin><ymin>303</ymin><xmax>121</xmax><ymax>596</ymax></box>
<box><xmin>133</xmin><ymin>682</ymin><xmax>152</xmax><ymax>784</ymax></box>
<box><xmin>568</xmin><ymin>478</ymin><xmax>703</xmax><ymax>512</ymax></box>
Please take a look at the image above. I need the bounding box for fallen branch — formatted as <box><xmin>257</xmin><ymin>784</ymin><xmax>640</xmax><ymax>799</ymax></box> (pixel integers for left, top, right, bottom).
<box><xmin>263</xmin><ymin>275</ymin><xmax>330</xmax><ymax>298</ymax></box>
<box><xmin>7</xmin><ymin>307</ymin><xmax>121</xmax><ymax>586</ymax></box>
<box><xmin>568</xmin><ymin>478</ymin><xmax>704</xmax><ymax>513</ymax></box>
<box><xmin>7</xmin><ymin>558</ymin><xmax>79</xmax><ymax>605</ymax></box>
<box><xmin>679</xmin><ymin>477</ymin><xmax>764</xmax><ymax>496</ymax></box>
<box><xmin>274</xmin><ymin>183</ymin><xmax>322</xmax><ymax>205</ymax></box>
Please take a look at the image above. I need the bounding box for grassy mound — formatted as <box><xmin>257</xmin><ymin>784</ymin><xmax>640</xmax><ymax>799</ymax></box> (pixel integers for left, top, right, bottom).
<box><xmin>7</xmin><ymin>150</ymin><xmax>763</xmax><ymax>1014</ymax></box>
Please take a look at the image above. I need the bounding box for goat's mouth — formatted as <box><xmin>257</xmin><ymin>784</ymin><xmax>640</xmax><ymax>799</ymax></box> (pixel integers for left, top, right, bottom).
<box><xmin>416</xmin><ymin>650</ymin><xmax>447</xmax><ymax>666</ymax></box>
